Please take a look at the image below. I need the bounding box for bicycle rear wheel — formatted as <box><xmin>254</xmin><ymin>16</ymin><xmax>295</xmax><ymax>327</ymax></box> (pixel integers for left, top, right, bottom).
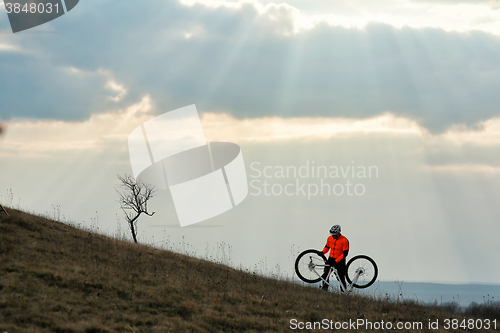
<box><xmin>295</xmin><ymin>249</ymin><xmax>327</xmax><ymax>283</ymax></box>
<box><xmin>345</xmin><ymin>255</ymin><xmax>378</xmax><ymax>289</ymax></box>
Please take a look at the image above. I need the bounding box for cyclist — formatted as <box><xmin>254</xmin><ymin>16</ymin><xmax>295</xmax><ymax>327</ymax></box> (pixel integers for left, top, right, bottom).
<box><xmin>320</xmin><ymin>224</ymin><xmax>349</xmax><ymax>291</ymax></box>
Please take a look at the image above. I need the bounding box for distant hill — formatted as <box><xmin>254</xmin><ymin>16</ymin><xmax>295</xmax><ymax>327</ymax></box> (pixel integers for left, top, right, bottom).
<box><xmin>366</xmin><ymin>281</ymin><xmax>500</xmax><ymax>307</ymax></box>
<box><xmin>0</xmin><ymin>208</ymin><xmax>496</xmax><ymax>332</ymax></box>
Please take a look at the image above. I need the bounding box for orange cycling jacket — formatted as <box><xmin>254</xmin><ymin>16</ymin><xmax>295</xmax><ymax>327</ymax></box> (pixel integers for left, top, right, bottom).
<box><xmin>322</xmin><ymin>234</ymin><xmax>349</xmax><ymax>263</ymax></box>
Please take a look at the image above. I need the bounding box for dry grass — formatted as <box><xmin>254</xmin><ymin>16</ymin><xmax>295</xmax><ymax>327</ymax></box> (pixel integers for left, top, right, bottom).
<box><xmin>0</xmin><ymin>208</ymin><xmax>497</xmax><ymax>332</ymax></box>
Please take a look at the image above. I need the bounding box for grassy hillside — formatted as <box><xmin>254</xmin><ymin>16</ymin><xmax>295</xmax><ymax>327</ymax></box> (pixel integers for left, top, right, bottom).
<box><xmin>0</xmin><ymin>208</ymin><xmax>497</xmax><ymax>332</ymax></box>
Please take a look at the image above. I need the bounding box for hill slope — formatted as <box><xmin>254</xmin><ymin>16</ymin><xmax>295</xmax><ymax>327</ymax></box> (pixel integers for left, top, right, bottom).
<box><xmin>0</xmin><ymin>209</ymin><xmax>493</xmax><ymax>332</ymax></box>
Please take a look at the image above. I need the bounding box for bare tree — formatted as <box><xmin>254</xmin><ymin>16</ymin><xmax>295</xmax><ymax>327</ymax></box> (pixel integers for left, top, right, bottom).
<box><xmin>116</xmin><ymin>174</ymin><xmax>156</xmax><ymax>243</ymax></box>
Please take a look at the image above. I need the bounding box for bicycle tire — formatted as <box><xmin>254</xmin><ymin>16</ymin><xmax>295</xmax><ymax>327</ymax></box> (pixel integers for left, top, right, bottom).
<box><xmin>295</xmin><ymin>249</ymin><xmax>327</xmax><ymax>283</ymax></box>
<box><xmin>345</xmin><ymin>255</ymin><xmax>378</xmax><ymax>289</ymax></box>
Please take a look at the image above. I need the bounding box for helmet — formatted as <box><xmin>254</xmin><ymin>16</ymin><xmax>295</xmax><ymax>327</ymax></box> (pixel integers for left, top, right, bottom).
<box><xmin>329</xmin><ymin>224</ymin><xmax>341</xmax><ymax>235</ymax></box>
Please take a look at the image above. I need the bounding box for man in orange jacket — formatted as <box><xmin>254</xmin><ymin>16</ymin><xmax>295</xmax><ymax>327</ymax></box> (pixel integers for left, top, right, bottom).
<box><xmin>321</xmin><ymin>224</ymin><xmax>349</xmax><ymax>291</ymax></box>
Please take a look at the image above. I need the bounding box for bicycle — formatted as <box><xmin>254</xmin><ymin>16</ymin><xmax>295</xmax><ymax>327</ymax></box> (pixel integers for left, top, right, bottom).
<box><xmin>295</xmin><ymin>249</ymin><xmax>378</xmax><ymax>293</ymax></box>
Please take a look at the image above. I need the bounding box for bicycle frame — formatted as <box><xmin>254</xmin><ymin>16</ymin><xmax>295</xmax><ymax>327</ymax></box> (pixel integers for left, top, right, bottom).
<box><xmin>308</xmin><ymin>259</ymin><xmax>363</xmax><ymax>293</ymax></box>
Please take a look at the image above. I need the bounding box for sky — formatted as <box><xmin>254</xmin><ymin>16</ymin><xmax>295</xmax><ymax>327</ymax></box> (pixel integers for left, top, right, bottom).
<box><xmin>1</xmin><ymin>0</ymin><xmax>500</xmax><ymax>285</ymax></box>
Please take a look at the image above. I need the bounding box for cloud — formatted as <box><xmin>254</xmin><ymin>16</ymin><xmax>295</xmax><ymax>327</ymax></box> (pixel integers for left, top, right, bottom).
<box><xmin>0</xmin><ymin>43</ymin><xmax>21</xmax><ymax>52</ymax></box>
<box><xmin>424</xmin><ymin>164</ymin><xmax>500</xmax><ymax>172</ymax></box>
<box><xmin>201</xmin><ymin>112</ymin><xmax>423</xmax><ymax>142</ymax></box>
<box><xmin>0</xmin><ymin>55</ymin><xmax>137</xmax><ymax>120</ymax></box>
<box><xmin>409</xmin><ymin>0</ymin><xmax>500</xmax><ymax>4</ymax></box>
<box><xmin>0</xmin><ymin>109</ymin><xmax>418</xmax><ymax>159</ymax></box>
<box><xmin>105</xmin><ymin>80</ymin><xmax>127</xmax><ymax>102</ymax></box>
<box><xmin>0</xmin><ymin>95</ymin><xmax>152</xmax><ymax>158</ymax></box>
<box><xmin>185</xmin><ymin>0</ymin><xmax>500</xmax><ymax>34</ymax></box>
<box><xmin>2</xmin><ymin>0</ymin><xmax>500</xmax><ymax>133</ymax></box>
<box><xmin>4</xmin><ymin>101</ymin><xmax>500</xmax><ymax>163</ymax></box>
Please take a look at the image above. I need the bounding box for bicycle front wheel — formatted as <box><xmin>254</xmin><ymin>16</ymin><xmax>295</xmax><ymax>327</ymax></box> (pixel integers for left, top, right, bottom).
<box><xmin>346</xmin><ymin>255</ymin><xmax>378</xmax><ymax>289</ymax></box>
<box><xmin>295</xmin><ymin>249</ymin><xmax>327</xmax><ymax>283</ymax></box>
